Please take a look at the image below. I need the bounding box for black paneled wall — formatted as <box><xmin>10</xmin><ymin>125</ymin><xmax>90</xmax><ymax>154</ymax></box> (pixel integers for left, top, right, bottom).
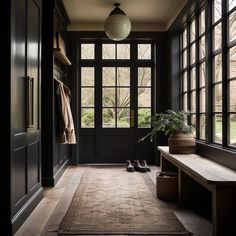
<box><xmin>42</xmin><ymin>0</ymin><xmax>71</xmax><ymax>187</ymax></box>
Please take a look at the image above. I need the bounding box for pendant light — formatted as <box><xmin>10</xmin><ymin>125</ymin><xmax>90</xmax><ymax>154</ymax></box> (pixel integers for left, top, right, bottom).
<box><xmin>104</xmin><ymin>3</ymin><xmax>131</xmax><ymax>41</ymax></box>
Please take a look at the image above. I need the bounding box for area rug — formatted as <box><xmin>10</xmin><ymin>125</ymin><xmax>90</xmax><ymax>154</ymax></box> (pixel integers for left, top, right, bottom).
<box><xmin>58</xmin><ymin>166</ymin><xmax>191</xmax><ymax>235</ymax></box>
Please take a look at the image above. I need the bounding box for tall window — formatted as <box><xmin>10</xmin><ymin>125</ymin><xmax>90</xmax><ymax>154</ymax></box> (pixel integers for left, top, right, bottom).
<box><xmin>180</xmin><ymin>0</ymin><xmax>236</xmax><ymax>149</ymax></box>
<box><xmin>80</xmin><ymin>44</ymin><xmax>95</xmax><ymax>128</ymax></box>
<box><xmin>228</xmin><ymin>0</ymin><xmax>236</xmax><ymax>147</ymax></box>
<box><xmin>199</xmin><ymin>9</ymin><xmax>206</xmax><ymax>140</ymax></box>
<box><xmin>190</xmin><ymin>20</ymin><xmax>197</xmax><ymax>136</ymax></box>
<box><xmin>212</xmin><ymin>0</ymin><xmax>223</xmax><ymax>143</ymax></box>
<box><xmin>181</xmin><ymin>29</ymin><xmax>188</xmax><ymax>114</ymax></box>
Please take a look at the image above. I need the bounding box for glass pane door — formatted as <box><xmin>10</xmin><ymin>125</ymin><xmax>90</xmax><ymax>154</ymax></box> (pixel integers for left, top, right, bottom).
<box><xmin>102</xmin><ymin>67</ymin><xmax>130</xmax><ymax>128</ymax></box>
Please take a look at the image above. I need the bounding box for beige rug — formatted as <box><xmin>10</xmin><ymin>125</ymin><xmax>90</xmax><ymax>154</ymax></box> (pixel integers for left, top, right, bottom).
<box><xmin>58</xmin><ymin>166</ymin><xmax>191</xmax><ymax>235</ymax></box>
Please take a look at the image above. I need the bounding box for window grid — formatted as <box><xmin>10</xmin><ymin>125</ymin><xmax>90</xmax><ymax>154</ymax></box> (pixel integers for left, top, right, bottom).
<box><xmin>180</xmin><ymin>8</ymin><xmax>207</xmax><ymax>140</ymax></box>
<box><xmin>80</xmin><ymin>66</ymin><xmax>95</xmax><ymax>128</ymax></box>
<box><xmin>180</xmin><ymin>0</ymin><xmax>236</xmax><ymax>150</ymax></box>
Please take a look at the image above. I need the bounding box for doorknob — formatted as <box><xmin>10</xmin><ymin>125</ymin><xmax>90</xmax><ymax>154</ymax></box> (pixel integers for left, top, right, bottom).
<box><xmin>130</xmin><ymin>109</ymin><xmax>134</xmax><ymax>128</ymax></box>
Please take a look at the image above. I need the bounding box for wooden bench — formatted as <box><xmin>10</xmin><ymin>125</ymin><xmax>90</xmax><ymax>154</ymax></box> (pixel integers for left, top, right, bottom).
<box><xmin>158</xmin><ymin>146</ymin><xmax>236</xmax><ymax>236</ymax></box>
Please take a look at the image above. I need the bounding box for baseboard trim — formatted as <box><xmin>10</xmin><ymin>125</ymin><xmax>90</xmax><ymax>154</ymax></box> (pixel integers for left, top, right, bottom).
<box><xmin>42</xmin><ymin>158</ymin><xmax>68</xmax><ymax>187</ymax></box>
<box><xmin>54</xmin><ymin>158</ymin><xmax>69</xmax><ymax>185</ymax></box>
<box><xmin>12</xmin><ymin>187</ymin><xmax>43</xmax><ymax>234</ymax></box>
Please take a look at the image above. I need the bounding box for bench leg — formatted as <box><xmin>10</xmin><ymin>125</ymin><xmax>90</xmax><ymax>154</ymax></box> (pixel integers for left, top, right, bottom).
<box><xmin>212</xmin><ymin>186</ymin><xmax>236</xmax><ymax>236</ymax></box>
<box><xmin>179</xmin><ymin>170</ymin><xmax>192</xmax><ymax>206</ymax></box>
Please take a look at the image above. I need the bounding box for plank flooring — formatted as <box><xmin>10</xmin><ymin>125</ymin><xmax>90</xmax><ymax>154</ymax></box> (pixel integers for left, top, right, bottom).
<box><xmin>14</xmin><ymin>165</ymin><xmax>212</xmax><ymax>236</ymax></box>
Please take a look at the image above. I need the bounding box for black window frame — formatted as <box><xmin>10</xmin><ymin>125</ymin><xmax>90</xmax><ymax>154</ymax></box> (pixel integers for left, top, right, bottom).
<box><xmin>179</xmin><ymin>0</ymin><xmax>236</xmax><ymax>151</ymax></box>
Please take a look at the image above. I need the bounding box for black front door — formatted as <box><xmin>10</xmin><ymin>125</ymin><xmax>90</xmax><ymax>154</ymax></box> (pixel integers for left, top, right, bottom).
<box><xmin>79</xmin><ymin>42</ymin><xmax>154</xmax><ymax>163</ymax></box>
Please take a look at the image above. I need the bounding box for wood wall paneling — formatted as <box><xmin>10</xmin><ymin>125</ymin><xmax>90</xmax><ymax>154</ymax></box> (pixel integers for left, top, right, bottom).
<box><xmin>9</xmin><ymin>0</ymin><xmax>43</xmax><ymax>234</ymax></box>
<box><xmin>41</xmin><ymin>0</ymin><xmax>70</xmax><ymax>187</ymax></box>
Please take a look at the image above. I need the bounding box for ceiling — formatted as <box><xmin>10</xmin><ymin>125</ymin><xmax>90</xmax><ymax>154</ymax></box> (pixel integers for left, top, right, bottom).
<box><xmin>62</xmin><ymin>0</ymin><xmax>187</xmax><ymax>31</ymax></box>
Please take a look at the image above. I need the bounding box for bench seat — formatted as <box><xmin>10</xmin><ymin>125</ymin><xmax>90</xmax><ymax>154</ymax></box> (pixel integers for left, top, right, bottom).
<box><xmin>158</xmin><ymin>146</ymin><xmax>236</xmax><ymax>236</ymax></box>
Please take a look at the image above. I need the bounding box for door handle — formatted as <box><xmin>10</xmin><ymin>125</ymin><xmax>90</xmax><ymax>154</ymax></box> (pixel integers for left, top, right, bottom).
<box><xmin>26</xmin><ymin>76</ymin><xmax>34</xmax><ymax>129</ymax></box>
<box><xmin>130</xmin><ymin>109</ymin><xmax>134</xmax><ymax>128</ymax></box>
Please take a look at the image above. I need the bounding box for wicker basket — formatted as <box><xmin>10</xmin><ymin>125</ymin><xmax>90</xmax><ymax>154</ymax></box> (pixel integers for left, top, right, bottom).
<box><xmin>156</xmin><ymin>171</ymin><xmax>178</xmax><ymax>202</ymax></box>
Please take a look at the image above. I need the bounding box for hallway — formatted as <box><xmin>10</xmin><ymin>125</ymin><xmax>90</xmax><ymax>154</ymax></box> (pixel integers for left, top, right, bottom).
<box><xmin>15</xmin><ymin>166</ymin><xmax>212</xmax><ymax>236</ymax></box>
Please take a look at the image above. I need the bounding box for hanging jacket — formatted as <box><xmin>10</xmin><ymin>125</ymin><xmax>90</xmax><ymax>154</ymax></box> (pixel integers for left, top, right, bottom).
<box><xmin>55</xmin><ymin>79</ymin><xmax>76</xmax><ymax>144</ymax></box>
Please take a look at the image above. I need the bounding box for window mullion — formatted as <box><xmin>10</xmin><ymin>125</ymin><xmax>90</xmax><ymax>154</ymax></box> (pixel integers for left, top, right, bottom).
<box><xmin>222</xmin><ymin>0</ymin><xmax>228</xmax><ymax>147</ymax></box>
<box><xmin>206</xmin><ymin>0</ymin><xmax>213</xmax><ymax>143</ymax></box>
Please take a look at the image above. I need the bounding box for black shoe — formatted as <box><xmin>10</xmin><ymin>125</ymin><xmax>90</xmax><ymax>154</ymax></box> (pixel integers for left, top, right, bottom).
<box><xmin>134</xmin><ymin>160</ymin><xmax>147</xmax><ymax>172</ymax></box>
<box><xmin>141</xmin><ymin>160</ymin><xmax>151</xmax><ymax>171</ymax></box>
<box><xmin>126</xmin><ymin>160</ymin><xmax>135</xmax><ymax>172</ymax></box>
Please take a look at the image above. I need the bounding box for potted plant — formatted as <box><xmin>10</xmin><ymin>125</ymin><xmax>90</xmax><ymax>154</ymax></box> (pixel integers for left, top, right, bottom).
<box><xmin>139</xmin><ymin>110</ymin><xmax>196</xmax><ymax>154</ymax></box>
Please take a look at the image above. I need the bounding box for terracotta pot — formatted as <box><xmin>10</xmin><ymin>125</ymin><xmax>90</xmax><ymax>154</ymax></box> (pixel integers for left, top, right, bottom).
<box><xmin>168</xmin><ymin>132</ymin><xmax>196</xmax><ymax>154</ymax></box>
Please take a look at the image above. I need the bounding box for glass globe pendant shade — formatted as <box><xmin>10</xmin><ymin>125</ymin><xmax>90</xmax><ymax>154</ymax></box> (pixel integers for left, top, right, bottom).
<box><xmin>104</xmin><ymin>3</ymin><xmax>131</xmax><ymax>41</ymax></box>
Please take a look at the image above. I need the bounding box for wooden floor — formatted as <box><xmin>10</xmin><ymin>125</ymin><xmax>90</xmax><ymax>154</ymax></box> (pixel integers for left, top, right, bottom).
<box><xmin>15</xmin><ymin>165</ymin><xmax>212</xmax><ymax>236</ymax></box>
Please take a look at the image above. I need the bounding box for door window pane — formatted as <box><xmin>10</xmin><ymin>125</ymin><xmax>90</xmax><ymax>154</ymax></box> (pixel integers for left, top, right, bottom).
<box><xmin>117</xmin><ymin>67</ymin><xmax>130</xmax><ymax>86</ymax></box>
<box><xmin>103</xmin><ymin>108</ymin><xmax>115</xmax><ymax>128</ymax></box>
<box><xmin>214</xmin><ymin>83</ymin><xmax>222</xmax><ymax>112</ymax></box>
<box><xmin>199</xmin><ymin>36</ymin><xmax>205</xmax><ymax>59</ymax></box>
<box><xmin>103</xmin><ymin>67</ymin><xmax>116</xmax><ymax>86</ymax></box>
<box><xmin>117</xmin><ymin>44</ymin><xmax>130</xmax><ymax>59</ymax></box>
<box><xmin>138</xmin><ymin>88</ymin><xmax>151</xmax><ymax>107</ymax></box>
<box><xmin>229</xmin><ymin>11</ymin><xmax>236</xmax><ymax>42</ymax></box>
<box><xmin>81</xmin><ymin>44</ymin><xmax>95</xmax><ymax>59</ymax></box>
<box><xmin>117</xmin><ymin>88</ymin><xmax>130</xmax><ymax>107</ymax></box>
<box><xmin>200</xmin><ymin>114</ymin><xmax>206</xmax><ymax>140</ymax></box>
<box><xmin>81</xmin><ymin>88</ymin><xmax>94</xmax><ymax>107</ymax></box>
<box><xmin>81</xmin><ymin>108</ymin><xmax>94</xmax><ymax>128</ymax></box>
<box><xmin>138</xmin><ymin>44</ymin><xmax>151</xmax><ymax>60</ymax></box>
<box><xmin>81</xmin><ymin>67</ymin><xmax>94</xmax><ymax>86</ymax></box>
<box><xmin>214</xmin><ymin>54</ymin><xmax>222</xmax><ymax>82</ymax></box>
<box><xmin>138</xmin><ymin>108</ymin><xmax>151</xmax><ymax>128</ymax></box>
<box><xmin>229</xmin><ymin>80</ymin><xmax>236</xmax><ymax>112</ymax></box>
<box><xmin>138</xmin><ymin>68</ymin><xmax>151</xmax><ymax>87</ymax></box>
<box><xmin>200</xmin><ymin>88</ymin><xmax>206</xmax><ymax>112</ymax></box>
<box><xmin>117</xmin><ymin>108</ymin><xmax>130</xmax><ymax>128</ymax></box>
<box><xmin>103</xmin><ymin>88</ymin><xmax>116</xmax><ymax>107</ymax></box>
<box><xmin>213</xmin><ymin>23</ymin><xmax>222</xmax><ymax>51</ymax></box>
<box><xmin>102</xmin><ymin>44</ymin><xmax>115</xmax><ymax>59</ymax></box>
<box><xmin>229</xmin><ymin>114</ymin><xmax>236</xmax><ymax>146</ymax></box>
<box><xmin>213</xmin><ymin>0</ymin><xmax>222</xmax><ymax>23</ymax></box>
<box><xmin>213</xmin><ymin>114</ymin><xmax>222</xmax><ymax>143</ymax></box>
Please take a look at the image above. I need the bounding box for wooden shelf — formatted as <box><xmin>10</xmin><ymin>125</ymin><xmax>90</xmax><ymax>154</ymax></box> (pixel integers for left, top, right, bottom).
<box><xmin>53</xmin><ymin>32</ymin><xmax>71</xmax><ymax>66</ymax></box>
<box><xmin>54</xmin><ymin>48</ymin><xmax>71</xmax><ymax>66</ymax></box>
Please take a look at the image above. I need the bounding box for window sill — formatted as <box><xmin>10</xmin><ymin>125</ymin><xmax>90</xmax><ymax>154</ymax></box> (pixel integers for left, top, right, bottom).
<box><xmin>196</xmin><ymin>141</ymin><xmax>236</xmax><ymax>171</ymax></box>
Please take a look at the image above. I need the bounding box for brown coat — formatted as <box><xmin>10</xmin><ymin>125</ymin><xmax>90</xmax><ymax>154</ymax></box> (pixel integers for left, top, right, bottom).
<box><xmin>55</xmin><ymin>79</ymin><xmax>76</xmax><ymax>144</ymax></box>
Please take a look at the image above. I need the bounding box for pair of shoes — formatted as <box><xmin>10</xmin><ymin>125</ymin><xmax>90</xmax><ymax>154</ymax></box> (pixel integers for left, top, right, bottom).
<box><xmin>134</xmin><ymin>160</ymin><xmax>146</xmax><ymax>172</ymax></box>
<box><xmin>126</xmin><ymin>160</ymin><xmax>135</xmax><ymax>172</ymax></box>
<box><xmin>134</xmin><ymin>160</ymin><xmax>151</xmax><ymax>172</ymax></box>
<box><xmin>126</xmin><ymin>160</ymin><xmax>151</xmax><ymax>172</ymax></box>
<box><xmin>142</xmin><ymin>160</ymin><xmax>151</xmax><ymax>172</ymax></box>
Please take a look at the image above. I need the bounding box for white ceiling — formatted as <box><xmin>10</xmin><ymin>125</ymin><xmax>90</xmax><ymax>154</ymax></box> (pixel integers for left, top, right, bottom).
<box><xmin>62</xmin><ymin>0</ymin><xmax>187</xmax><ymax>31</ymax></box>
